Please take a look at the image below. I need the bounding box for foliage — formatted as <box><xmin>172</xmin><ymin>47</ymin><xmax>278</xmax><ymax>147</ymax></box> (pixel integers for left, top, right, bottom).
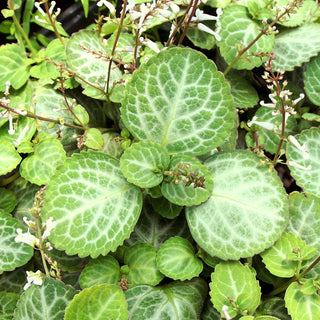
<box><xmin>0</xmin><ymin>0</ymin><xmax>320</xmax><ymax>319</ymax></box>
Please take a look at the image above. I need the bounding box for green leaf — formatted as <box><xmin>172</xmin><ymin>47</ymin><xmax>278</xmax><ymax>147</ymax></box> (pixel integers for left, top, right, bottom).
<box><xmin>286</xmin><ymin>127</ymin><xmax>320</xmax><ymax>197</ymax></box>
<box><xmin>126</xmin><ymin>199</ymin><xmax>192</xmax><ymax>249</ymax></box>
<box><xmin>256</xmin><ymin>297</ymin><xmax>290</xmax><ymax>320</ymax></box>
<box><xmin>0</xmin><ymin>44</ymin><xmax>30</xmax><ymax>91</ymax></box>
<box><xmin>148</xmin><ymin>196</ymin><xmax>182</xmax><ymax>219</ymax></box>
<box><xmin>285</xmin><ymin>281</ymin><xmax>320</xmax><ymax>320</ymax></box>
<box><xmin>186</xmin><ymin>20</ymin><xmax>217</xmax><ymax>50</ymax></box>
<box><xmin>201</xmin><ymin>298</ymin><xmax>221</xmax><ymax>320</ymax></box>
<box><xmin>300</xmin><ymin>279</ymin><xmax>318</xmax><ymax>295</ymax></box>
<box><xmin>287</xmin><ymin>192</ymin><xmax>320</xmax><ymax>251</ymax></box>
<box><xmin>73</xmin><ymin>104</ymin><xmax>89</xmax><ymax>126</ymax></box>
<box><xmin>260</xmin><ymin>232</ymin><xmax>313</xmax><ymax>278</ymax></box>
<box><xmin>42</xmin><ymin>151</ymin><xmax>142</xmax><ymax>258</ymax></box>
<box><xmin>217</xmin><ymin>4</ymin><xmax>274</xmax><ymax>70</ymax></box>
<box><xmin>101</xmin><ymin>132</ymin><xmax>123</xmax><ymax>159</ymax></box>
<box><xmin>0</xmin><ymin>140</ymin><xmax>21</xmax><ymax>176</ymax></box>
<box><xmin>0</xmin><ymin>264</ymin><xmax>32</xmax><ymax>293</ymax></box>
<box><xmin>0</xmin><ymin>291</ymin><xmax>19</xmax><ymax>320</ymax></box>
<box><xmin>20</xmin><ymin>133</ymin><xmax>66</xmax><ymax>186</ymax></box>
<box><xmin>226</xmin><ymin>73</ymin><xmax>259</xmax><ymax>109</ymax></box>
<box><xmin>79</xmin><ymin>255</ymin><xmax>121</xmax><ymax>289</ymax></box>
<box><xmin>65</xmin><ymin>284</ymin><xmax>128</xmax><ymax>320</ymax></box>
<box><xmin>124</xmin><ymin>242</ymin><xmax>164</xmax><ymax>286</ymax></box>
<box><xmin>157</xmin><ymin>236</ymin><xmax>203</xmax><ymax>280</ymax></box>
<box><xmin>273</xmin><ymin>23</ymin><xmax>320</xmax><ymax>71</ymax></box>
<box><xmin>0</xmin><ymin>211</ymin><xmax>33</xmax><ymax>274</ymax></box>
<box><xmin>125</xmin><ymin>278</ymin><xmax>208</xmax><ymax>320</ymax></box>
<box><xmin>186</xmin><ymin>150</ymin><xmax>288</xmax><ymax>260</ymax></box>
<box><xmin>120</xmin><ymin>141</ymin><xmax>170</xmax><ymax>188</ymax></box>
<box><xmin>0</xmin><ymin>188</ymin><xmax>17</xmax><ymax>213</ymax></box>
<box><xmin>84</xmin><ymin>128</ymin><xmax>104</xmax><ymax>150</ymax></box>
<box><xmin>81</xmin><ymin>0</ymin><xmax>89</xmax><ymax>17</ymax></box>
<box><xmin>66</xmin><ymin>30</ymin><xmax>122</xmax><ymax>99</ymax></box>
<box><xmin>121</xmin><ymin>47</ymin><xmax>235</xmax><ymax>155</ymax></box>
<box><xmin>161</xmin><ymin>155</ymin><xmax>214</xmax><ymax>206</ymax></box>
<box><xmin>14</xmin><ymin>278</ymin><xmax>76</xmax><ymax>320</ymax></box>
<box><xmin>210</xmin><ymin>261</ymin><xmax>261</xmax><ymax>317</ymax></box>
<box><xmin>304</xmin><ymin>54</ymin><xmax>320</xmax><ymax>106</ymax></box>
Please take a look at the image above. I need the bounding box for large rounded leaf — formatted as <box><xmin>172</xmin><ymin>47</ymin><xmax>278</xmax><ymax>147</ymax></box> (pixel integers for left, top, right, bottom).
<box><xmin>186</xmin><ymin>150</ymin><xmax>288</xmax><ymax>260</ymax></box>
<box><xmin>121</xmin><ymin>47</ymin><xmax>235</xmax><ymax>155</ymax></box>
<box><xmin>42</xmin><ymin>151</ymin><xmax>142</xmax><ymax>258</ymax></box>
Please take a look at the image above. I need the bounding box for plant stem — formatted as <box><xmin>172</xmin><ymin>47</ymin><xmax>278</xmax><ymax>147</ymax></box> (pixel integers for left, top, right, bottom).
<box><xmin>43</xmin><ymin>0</ymin><xmax>66</xmax><ymax>46</ymax></box>
<box><xmin>0</xmin><ymin>101</ymin><xmax>89</xmax><ymax>131</ymax></box>
<box><xmin>35</xmin><ymin>217</ymin><xmax>50</xmax><ymax>277</ymax></box>
<box><xmin>178</xmin><ymin>0</ymin><xmax>199</xmax><ymax>45</ymax></box>
<box><xmin>106</xmin><ymin>0</ymin><xmax>127</xmax><ymax>95</ymax></box>
<box><xmin>8</xmin><ymin>0</ymin><xmax>37</xmax><ymax>56</ymax></box>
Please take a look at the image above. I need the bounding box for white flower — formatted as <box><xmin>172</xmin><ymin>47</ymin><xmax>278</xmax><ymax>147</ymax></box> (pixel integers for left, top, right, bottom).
<box><xmin>34</xmin><ymin>2</ymin><xmax>46</xmax><ymax>16</ymax></box>
<box><xmin>192</xmin><ymin>9</ymin><xmax>219</xmax><ymax>22</ymax></box>
<box><xmin>15</xmin><ymin>228</ymin><xmax>39</xmax><ymax>247</ymax></box>
<box><xmin>197</xmin><ymin>23</ymin><xmax>221</xmax><ymax>41</ymax></box>
<box><xmin>23</xmin><ymin>270</ymin><xmax>43</xmax><ymax>290</ymax></box>
<box><xmin>169</xmin><ymin>3</ymin><xmax>180</xmax><ymax>14</ymax></box>
<box><xmin>247</xmin><ymin>116</ymin><xmax>275</xmax><ymax>131</ymax></box>
<box><xmin>288</xmin><ymin>161</ymin><xmax>312</xmax><ymax>173</ymax></box>
<box><xmin>222</xmin><ymin>305</ymin><xmax>232</xmax><ymax>320</ymax></box>
<box><xmin>288</xmin><ymin>135</ymin><xmax>309</xmax><ymax>159</ymax></box>
<box><xmin>4</xmin><ymin>81</ymin><xmax>11</xmax><ymax>95</ymax></box>
<box><xmin>140</xmin><ymin>37</ymin><xmax>160</xmax><ymax>53</ymax></box>
<box><xmin>8</xmin><ymin>113</ymin><xmax>15</xmax><ymax>135</ymax></box>
<box><xmin>97</xmin><ymin>0</ymin><xmax>116</xmax><ymax>14</ymax></box>
<box><xmin>42</xmin><ymin>217</ymin><xmax>57</xmax><ymax>239</ymax></box>
<box><xmin>23</xmin><ymin>216</ymin><xmax>35</xmax><ymax>228</ymax></box>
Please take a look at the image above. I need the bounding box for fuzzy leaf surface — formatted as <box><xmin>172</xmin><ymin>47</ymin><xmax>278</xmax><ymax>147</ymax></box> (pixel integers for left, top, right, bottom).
<box><xmin>286</xmin><ymin>127</ymin><xmax>320</xmax><ymax>197</ymax></box>
<box><xmin>0</xmin><ymin>188</ymin><xmax>17</xmax><ymax>213</ymax></box>
<box><xmin>121</xmin><ymin>47</ymin><xmax>235</xmax><ymax>155</ymax></box>
<box><xmin>273</xmin><ymin>23</ymin><xmax>320</xmax><ymax>71</ymax></box>
<box><xmin>186</xmin><ymin>150</ymin><xmax>288</xmax><ymax>260</ymax></box>
<box><xmin>0</xmin><ymin>291</ymin><xmax>19</xmax><ymax>320</ymax></box>
<box><xmin>64</xmin><ymin>284</ymin><xmax>128</xmax><ymax>320</ymax></box>
<box><xmin>42</xmin><ymin>151</ymin><xmax>142</xmax><ymax>258</ymax></box>
<box><xmin>125</xmin><ymin>278</ymin><xmax>208</xmax><ymax>320</ymax></box>
<box><xmin>0</xmin><ymin>140</ymin><xmax>21</xmax><ymax>176</ymax></box>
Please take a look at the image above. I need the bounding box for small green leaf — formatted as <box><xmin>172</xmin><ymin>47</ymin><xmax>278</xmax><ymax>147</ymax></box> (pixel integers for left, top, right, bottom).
<box><xmin>14</xmin><ymin>278</ymin><xmax>76</xmax><ymax>320</ymax></box>
<box><xmin>124</xmin><ymin>242</ymin><xmax>164</xmax><ymax>286</ymax></box>
<box><xmin>161</xmin><ymin>155</ymin><xmax>213</xmax><ymax>206</ymax></box>
<box><xmin>121</xmin><ymin>47</ymin><xmax>235</xmax><ymax>155</ymax></box>
<box><xmin>187</xmin><ymin>150</ymin><xmax>288</xmax><ymax>260</ymax></box>
<box><xmin>226</xmin><ymin>73</ymin><xmax>259</xmax><ymax>109</ymax></box>
<box><xmin>120</xmin><ymin>141</ymin><xmax>170</xmax><ymax>188</ymax></box>
<box><xmin>20</xmin><ymin>133</ymin><xmax>66</xmax><ymax>186</ymax></box>
<box><xmin>210</xmin><ymin>261</ymin><xmax>261</xmax><ymax>317</ymax></box>
<box><xmin>0</xmin><ymin>140</ymin><xmax>21</xmax><ymax>176</ymax></box>
<box><xmin>65</xmin><ymin>284</ymin><xmax>128</xmax><ymax>320</ymax></box>
<box><xmin>261</xmin><ymin>232</ymin><xmax>313</xmax><ymax>278</ymax></box>
<box><xmin>285</xmin><ymin>282</ymin><xmax>320</xmax><ymax>320</ymax></box>
<box><xmin>217</xmin><ymin>4</ymin><xmax>274</xmax><ymax>70</ymax></box>
<box><xmin>273</xmin><ymin>23</ymin><xmax>320</xmax><ymax>71</ymax></box>
<box><xmin>286</xmin><ymin>127</ymin><xmax>320</xmax><ymax>197</ymax></box>
<box><xmin>300</xmin><ymin>279</ymin><xmax>318</xmax><ymax>295</ymax></box>
<box><xmin>157</xmin><ymin>236</ymin><xmax>203</xmax><ymax>281</ymax></box>
<box><xmin>0</xmin><ymin>212</ymin><xmax>33</xmax><ymax>275</ymax></box>
<box><xmin>0</xmin><ymin>44</ymin><xmax>30</xmax><ymax>91</ymax></box>
<box><xmin>0</xmin><ymin>188</ymin><xmax>17</xmax><ymax>213</ymax></box>
<box><xmin>42</xmin><ymin>151</ymin><xmax>142</xmax><ymax>258</ymax></box>
<box><xmin>125</xmin><ymin>278</ymin><xmax>208</xmax><ymax>320</ymax></box>
<box><xmin>84</xmin><ymin>128</ymin><xmax>104</xmax><ymax>150</ymax></box>
<box><xmin>81</xmin><ymin>0</ymin><xmax>89</xmax><ymax>17</ymax></box>
<box><xmin>79</xmin><ymin>255</ymin><xmax>121</xmax><ymax>289</ymax></box>
<box><xmin>73</xmin><ymin>104</ymin><xmax>89</xmax><ymax>126</ymax></box>
<box><xmin>148</xmin><ymin>196</ymin><xmax>182</xmax><ymax>219</ymax></box>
